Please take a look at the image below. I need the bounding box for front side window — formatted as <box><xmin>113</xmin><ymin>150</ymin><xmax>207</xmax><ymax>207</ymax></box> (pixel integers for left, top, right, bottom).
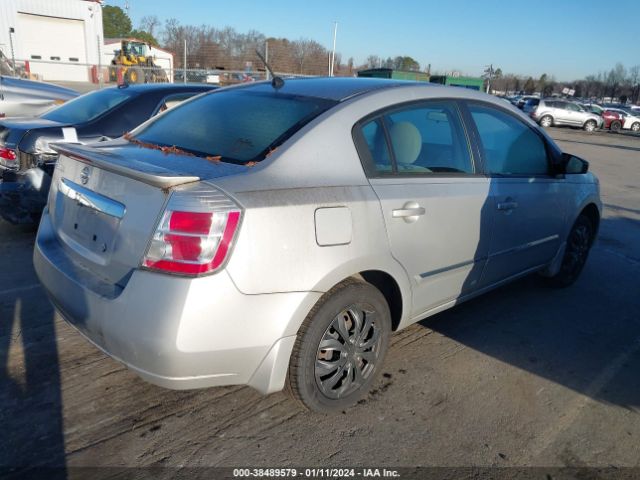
<box><xmin>359</xmin><ymin>102</ymin><xmax>473</xmax><ymax>175</ymax></box>
<box><xmin>468</xmin><ymin>104</ymin><xmax>549</xmax><ymax>176</ymax></box>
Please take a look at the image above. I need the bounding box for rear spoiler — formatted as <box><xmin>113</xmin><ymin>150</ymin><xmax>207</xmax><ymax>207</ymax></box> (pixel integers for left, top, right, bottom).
<box><xmin>51</xmin><ymin>143</ymin><xmax>200</xmax><ymax>189</ymax></box>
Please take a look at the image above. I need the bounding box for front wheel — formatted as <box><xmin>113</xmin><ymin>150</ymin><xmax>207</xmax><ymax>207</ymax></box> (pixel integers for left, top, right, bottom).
<box><xmin>545</xmin><ymin>214</ymin><xmax>594</xmax><ymax>288</ymax></box>
<box><xmin>286</xmin><ymin>279</ymin><xmax>391</xmax><ymax>412</ymax></box>
<box><xmin>583</xmin><ymin>120</ymin><xmax>597</xmax><ymax>132</ymax></box>
<box><xmin>631</xmin><ymin>122</ymin><xmax>640</xmax><ymax>132</ymax></box>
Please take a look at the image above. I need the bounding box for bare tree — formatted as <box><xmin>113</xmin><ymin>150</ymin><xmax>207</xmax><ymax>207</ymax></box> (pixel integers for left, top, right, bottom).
<box><xmin>139</xmin><ymin>15</ymin><xmax>161</xmax><ymax>38</ymax></box>
<box><xmin>628</xmin><ymin>65</ymin><xmax>640</xmax><ymax>103</ymax></box>
<box><xmin>366</xmin><ymin>55</ymin><xmax>381</xmax><ymax>69</ymax></box>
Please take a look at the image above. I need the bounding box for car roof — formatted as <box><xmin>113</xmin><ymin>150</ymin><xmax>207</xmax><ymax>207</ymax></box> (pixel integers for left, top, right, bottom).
<box><xmin>237</xmin><ymin>77</ymin><xmax>425</xmax><ymax>101</ymax></box>
<box><xmin>115</xmin><ymin>83</ymin><xmax>216</xmax><ymax>93</ymax></box>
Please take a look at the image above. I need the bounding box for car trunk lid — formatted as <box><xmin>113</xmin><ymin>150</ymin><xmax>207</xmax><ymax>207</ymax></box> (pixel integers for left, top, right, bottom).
<box><xmin>47</xmin><ymin>142</ymin><xmax>246</xmax><ymax>286</ymax></box>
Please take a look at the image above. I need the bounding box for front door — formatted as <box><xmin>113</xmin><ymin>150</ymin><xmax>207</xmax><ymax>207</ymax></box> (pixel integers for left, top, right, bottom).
<box><xmin>464</xmin><ymin>102</ymin><xmax>567</xmax><ymax>286</ymax></box>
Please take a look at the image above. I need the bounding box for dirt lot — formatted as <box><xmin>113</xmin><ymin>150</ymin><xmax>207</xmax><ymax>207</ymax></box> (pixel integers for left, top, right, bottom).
<box><xmin>1</xmin><ymin>127</ymin><xmax>639</xmax><ymax>474</ymax></box>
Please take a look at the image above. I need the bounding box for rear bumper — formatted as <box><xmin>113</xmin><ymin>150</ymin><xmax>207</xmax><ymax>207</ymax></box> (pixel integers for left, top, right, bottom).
<box><xmin>34</xmin><ymin>209</ymin><xmax>321</xmax><ymax>394</ymax></box>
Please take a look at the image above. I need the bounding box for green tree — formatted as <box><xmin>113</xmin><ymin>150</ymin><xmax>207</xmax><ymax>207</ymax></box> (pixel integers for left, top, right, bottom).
<box><xmin>523</xmin><ymin>77</ymin><xmax>535</xmax><ymax>94</ymax></box>
<box><xmin>103</xmin><ymin>5</ymin><xmax>132</xmax><ymax>38</ymax></box>
<box><xmin>537</xmin><ymin>73</ymin><xmax>548</xmax><ymax>95</ymax></box>
<box><xmin>394</xmin><ymin>56</ymin><xmax>419</xmax><ymax>71</ymax></box>
<box><xmin>130</xmin><ymin>29</ymin><xmax>158</xmax><ymax>46</ymax></box>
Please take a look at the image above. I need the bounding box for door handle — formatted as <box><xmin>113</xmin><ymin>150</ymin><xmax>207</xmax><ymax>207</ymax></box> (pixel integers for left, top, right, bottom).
<box><xmin>392</xmin><ymin>202</ymin><xmax>425</xmax><ymax>223</ymax></box>
<box><xmin>497</xmin><ymin>200</ymin><xmax>518</xmax><ymax>211</ymax></box>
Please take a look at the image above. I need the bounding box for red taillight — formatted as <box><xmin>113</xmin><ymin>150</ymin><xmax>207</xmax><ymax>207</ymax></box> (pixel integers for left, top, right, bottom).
<box><xmin>0</xmin><ymin>147</ymin><xmax>17</xmax><ymax>169</ymax></box>
<box><xmin>143</xmin><ymin>209</ymin><xmax>241</xmax><ymax>276</ymax></box>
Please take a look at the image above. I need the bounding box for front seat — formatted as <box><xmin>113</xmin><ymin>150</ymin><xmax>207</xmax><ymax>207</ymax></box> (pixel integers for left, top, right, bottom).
<box><xmin>388</xmin><ymin>121</ymin><xmax>430</xmax><ymax>172</ymax></box>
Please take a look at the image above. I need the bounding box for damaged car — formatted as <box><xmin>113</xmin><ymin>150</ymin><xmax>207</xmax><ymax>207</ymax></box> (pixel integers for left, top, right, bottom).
<box><xmin>0</xmin><ymin>82</ymin><xmax>215</xmax><ymax>224</ymax></box>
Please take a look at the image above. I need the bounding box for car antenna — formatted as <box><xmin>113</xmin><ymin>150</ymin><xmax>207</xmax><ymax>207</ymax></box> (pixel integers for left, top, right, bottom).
<box><xmin>255</xmin><ymin>49</ymin><xmax>284</xmax><ymax>90</ymax></box>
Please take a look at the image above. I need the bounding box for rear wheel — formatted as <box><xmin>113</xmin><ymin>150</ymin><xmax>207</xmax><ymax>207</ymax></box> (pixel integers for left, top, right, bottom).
<box><xmin>631</xmin><ymin>122</ymin><xmax>640</xmax><ymax>132</ymax></box>
<box><xmin>539</xmin><ymin>115</ymin><xmax>553</xmax><ymax>128</ymax></box>
<box><xmin>545</xmin><ymin>214</ymin><xmax>594</xmax><ymax>288</ymax></box>
<box><xmin>610</xmin><ymin>120</ymin><xmax>622</xmax><ymax>132</ymax></box>
<box><xmin>286</xmin><ymin>279</ymin><xmax>391</xmax><ymax>412</ymax></box>
<box><xmin>583</xmin><ymin>120</ymin><xmax>597</xmax><ymax>132</ymax></box>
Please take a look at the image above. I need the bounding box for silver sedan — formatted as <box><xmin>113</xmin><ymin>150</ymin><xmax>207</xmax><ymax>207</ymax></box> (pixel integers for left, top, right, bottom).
<box><xmin>34</xmin><ymin>78</ymin><xmax>601</xmax><ymax>412</ymax></box>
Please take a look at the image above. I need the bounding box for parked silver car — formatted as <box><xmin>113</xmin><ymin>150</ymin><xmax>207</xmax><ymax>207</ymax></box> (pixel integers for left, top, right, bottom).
<box><xmin>0</xmin><ymin>75</ymin><xmax>78</xmax><ymax>118</ymax></box>
<box><xmin>34</xmin><ymin>78</ymin><xmax>601</xmax><ymax>412</ymax></box>
<box><xmin>530</xmin><ymin>98</ymin><xmax>603</xmax><ymax>131</ymax></box>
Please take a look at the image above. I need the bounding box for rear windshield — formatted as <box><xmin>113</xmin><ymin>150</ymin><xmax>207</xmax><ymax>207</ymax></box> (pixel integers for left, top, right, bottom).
<box><xmin>42</xmin><ymin>88</ymin><xmax>134</xmax><ymax>124</ymax></box>
<box><xmin>131</xmin><ymin>90</ymin><xmax>337</xmax><ymax>164</ymax></box>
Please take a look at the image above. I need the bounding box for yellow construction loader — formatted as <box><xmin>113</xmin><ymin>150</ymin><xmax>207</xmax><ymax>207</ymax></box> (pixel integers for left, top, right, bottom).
<box><xmin>108</xmin><ymin>40</ymin><xmax>168</xmax><ymax>84</ymax></box>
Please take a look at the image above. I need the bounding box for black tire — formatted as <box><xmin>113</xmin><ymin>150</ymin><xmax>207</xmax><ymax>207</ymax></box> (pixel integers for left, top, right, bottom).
<box><xmin>539</xmin><ymin>115</ymin><xmax>553</xmax><ymax>128</ymax></box>
<box><xmin>610</xmin><ymin>120</ymin><xmax>622</xmax><ymax>132</ymax></box>
<box><xmin>631</xmin><ymin>122</ymin><xmax>640</xmax><ymax>132</ymax></box>
<box><xmin>126</xmin><ymin>67</ymin><xmax>144</xmax><ymax>84</ymax></box>
<box><xmin>545</xmin><ymin>214</ymin><xmax>594</xmax><ymax>288</ymax></box>
<box><xmin>583</xmin><ymin>119</ymin><xmax>597</xmax><ymax>132</ymax></box>
<box><xmin>286</xmin><ymin>279</ymin><xmax>391</xmax><ymax>412</ymax></box>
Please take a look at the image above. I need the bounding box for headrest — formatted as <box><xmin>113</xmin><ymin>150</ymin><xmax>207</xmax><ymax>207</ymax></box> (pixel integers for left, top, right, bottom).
<box><xmin>389</xmin><ymin>121</ymin><xmax>422</xmax><ymax>164</ymax></box>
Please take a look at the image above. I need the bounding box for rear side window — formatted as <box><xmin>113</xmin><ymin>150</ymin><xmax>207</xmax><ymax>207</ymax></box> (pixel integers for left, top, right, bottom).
<box><xmin>42</xmin><ymin>88</ymin><xmax>134</xmax><ymax>124</ymax></box>
<box><xmin>361</xmin><ymin>119</ymin><xmax>392</xmax><ymax>172</ymax></box>
<box><xmin>468</xmin><ymin>104</ymin><xmax>549</xmax><ymax>176</ymax></box>
<box><xmin>133</xmin><ymin>90</ymin><xmax>336</xmax><ymax>164</ymax></box>
<box><xmin>359</xmin><ymin>102</ymin><xmax>473</xmax><ymax>175</ymax></box>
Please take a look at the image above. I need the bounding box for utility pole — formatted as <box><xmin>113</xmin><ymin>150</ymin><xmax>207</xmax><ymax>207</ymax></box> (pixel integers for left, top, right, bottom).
<box><xmin>97</xmin><ymin>35</ymin><xmax>103</xmax><ymax>89</ymax></box>
<box><xmin>183</xmin><ymin>38</ymin><xmax>187</xmax><ymax>84</ymax></box>
<box><xmin>8</xmin><ymin>28</ymin><xmax>16</xmax><ymax>77</ymax></box>
<box><xmin>484</xmin><ymin>64</ymin><xmax>494</xmax><ymax>94</ymax></box>
<box><xmin>330</xmin><ymin>21</ymin><xmax>338</xmax><ymax>77</ymax></box>
<box><xmin>265</xmin><ymin>40</ymin><xmax>270</xmax><ymax>81</ymax></box>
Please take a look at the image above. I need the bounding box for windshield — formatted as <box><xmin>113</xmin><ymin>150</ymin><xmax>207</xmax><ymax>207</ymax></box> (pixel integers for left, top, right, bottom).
<box><xmin>42</xmin><ymin>88</ymin><xmax>134</xmax><ymax>124</ymax></box>
<box><xmin>131</xmin><ymin>90</ymin><xmax>337</xmax><ymax>164</ymax></box>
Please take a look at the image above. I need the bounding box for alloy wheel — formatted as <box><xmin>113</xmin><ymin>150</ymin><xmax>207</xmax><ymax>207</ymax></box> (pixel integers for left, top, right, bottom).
<box><xmin>315</xmin><ymin>304</ymin><xmax>382</xmax><ymax>399</ymax></box>
<box><xmin>563</xmin><ymin>223</ymin><xmax>591</xmax><ymax>276</ymax></box>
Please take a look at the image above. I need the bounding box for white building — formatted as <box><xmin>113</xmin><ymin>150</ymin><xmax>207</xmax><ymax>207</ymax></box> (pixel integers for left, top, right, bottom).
<box><xmin>0</xmin><ymin>0</ymin><xmax>103</xmax><ymax>82</ymax></box>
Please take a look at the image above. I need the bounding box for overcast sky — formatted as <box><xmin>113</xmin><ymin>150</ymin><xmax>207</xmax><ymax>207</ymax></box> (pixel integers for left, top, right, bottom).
<box><xmin>109</xmin><ymin>0</ymin><xmax>640</xmax><ymax>80</ymax></box>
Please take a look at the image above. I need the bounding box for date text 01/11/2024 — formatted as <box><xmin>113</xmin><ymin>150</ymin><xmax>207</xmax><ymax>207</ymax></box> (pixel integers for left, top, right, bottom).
<box><xmin>232</xmin><ymin>468</ymin><xmax>401</xmax><ymax>478</ymax></box>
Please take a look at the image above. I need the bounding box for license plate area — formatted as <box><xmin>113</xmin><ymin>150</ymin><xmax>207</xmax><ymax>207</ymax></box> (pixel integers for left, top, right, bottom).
<box><xmin>54</xmin><ymin>178</ymin><xmax>125</xmax><ymax>262</ymax></box>
<box><xmin>68</xmin><ymin>204</ymin><xmax>120</xmax><ymax>256</ymax></box>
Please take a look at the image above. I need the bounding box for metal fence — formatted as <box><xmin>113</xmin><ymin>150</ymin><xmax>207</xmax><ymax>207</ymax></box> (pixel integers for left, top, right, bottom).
<box><xmin>4</xmin><ymin>56</ymin><xmax>315</xmax><ymax>92</ymax></box>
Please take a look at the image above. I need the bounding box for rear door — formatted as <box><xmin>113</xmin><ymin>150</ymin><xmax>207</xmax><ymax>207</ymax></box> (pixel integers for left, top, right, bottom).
<box><xmin>551</xmin><ymin>101</ymin><xmax>571</xmax><ymax>125</ymax></box>
<box><xmin>463</xmin><ymin>102</ymin><xmax>568</xmax><ymax>287</ymax></box>
<box><xmin>565</xmin><ymin>102</ymin><xmax>584</xmax><ymax>125</ymax></box>
<box><xmin>354</xmin><ymin>100</ymin><xmax>493</xmax><ymax>318</ymax></box>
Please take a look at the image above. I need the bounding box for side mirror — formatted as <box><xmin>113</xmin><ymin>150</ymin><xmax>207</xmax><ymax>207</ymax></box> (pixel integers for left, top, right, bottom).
<box><xmin>561</xmin><ymin>153</ymin><xmax>589</xmax><ymax>174</ymax></box>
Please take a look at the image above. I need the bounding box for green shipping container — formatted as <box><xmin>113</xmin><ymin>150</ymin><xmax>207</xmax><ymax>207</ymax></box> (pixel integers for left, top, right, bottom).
<box><xmin>357</xmin><ymin>68</ymin><xmax>430</xmax><ymax>82</ymax></box>
<box><xmin>430</xmin><ymin>75</ymin><xmax>484</xmax><ymax>91</ymax></box>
